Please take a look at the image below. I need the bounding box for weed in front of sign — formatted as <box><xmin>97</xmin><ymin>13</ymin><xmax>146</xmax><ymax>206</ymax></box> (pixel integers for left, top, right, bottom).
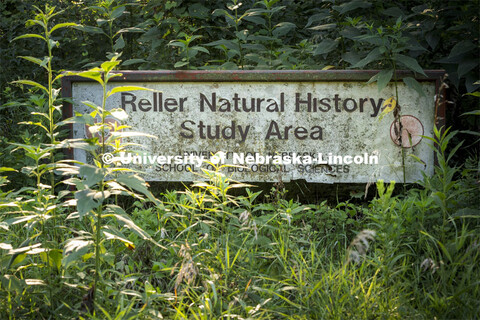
<box><xmin>352</xmin><ymin>17</ymin><xmax>428</xmax><ymax>187</ymax></box>
<box><xmin>61</xmin><ymin>56</ymin><xmax>167</xmax><ymax>312</ymax></box>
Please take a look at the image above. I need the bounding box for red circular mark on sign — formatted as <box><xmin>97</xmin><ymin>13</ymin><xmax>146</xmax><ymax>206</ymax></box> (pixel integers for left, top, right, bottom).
<box><xmin>390</xmin><ymin>115</ymin><xmax>424</xmax><ymax>148</ymax></box>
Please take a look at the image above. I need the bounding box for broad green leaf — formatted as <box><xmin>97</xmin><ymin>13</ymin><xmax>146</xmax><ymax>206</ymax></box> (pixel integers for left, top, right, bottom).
<box><xmin>464</xmin><ymin>92</ymin><xmax>480</xmax><ymax>98</ymax></box>
<box><xmin>110</xmin><ymin>108</ymin><xmax>128</xmax><ymax>121</ymax></box>
<box><xmin>352</xmin><ymin>47</ymin><xmax>381</xmax><ymax>68</ymax></box>
<box><xmin>73</xmin><ymin>25</ymin><xmax>106</xmax><ymax>35</ymax></box>
<box><xmin>188</xmin><ymin>35</ymin><xmax>202</xmax><ymax>42</ymax></box>
<box><xmin>313</xmin><ymin>39</ymin><xmax>338</xmax><ymax>56</ymax></box>
<box><xmin>104</xmin><ymin>205</ymin><xmax>158</xmax><ymax>246</ymax></box>
<box><xmin>107</xmin><ymin>86</ymin><xmax>153</xmax><ymax>98</ymax></box>
<box><xmin>272</xmin><ymin>22</ymin><xmax>296</xmax><ymax>37</ymax></box>
<box><xmin>110</xmin><ymin>213</ymin><xmax>158</xmax><ymax>244</ymax></box>
<box><xmin>117</xmin><ymin>174</ymin><xmax>156</xmax><ymax>202</ymax></box>
<box><xmin>375</xmin><ymin>69</ymin><xmax>393</xmax><ymax>93</ymax></box>
<box><xmin>102</xmin><ymin>225</ymin><xmax>134</xmax><ymax>247</ymax></box>
<box><xmin>235</xmin><ymin>30</ymin><xmax>248</xmax><ymax>41</ymax></box>
<box><xmin>50</xmin><ymin>22</ymin><xmax>78</xmax><ymax>34</ymax></box>
<box><xmin>40</xmin><ymin>249</ymin><xmax>63</xmax><ymax>270</ymax></box>
<box><xmin>461</xmin><ymin>109</ymin><xmax>480</xmax><ymax>115</ymax></box>
<box><xmin>79</xmin><ymin>164</ymin><xmax>106</xmax><ymax>188</ymax></box>
<box><xmin>70</xmin><ymin>70</ymin><xmax>103</xmax><ymax>84</ymax></box>
<box><xmin>191</xmin><ymin>46</ymin><xmax>209</xmax><ymax>54</ymax></box>
<box><xmin>243</xmin><ymin>14</ymin><xmax>266</xmax><ymax>25</ymax></box>
<box><xmin>457</xmin><ymin>59</ymin><xmax>478</xmax><ymax>78</ymax></box>
<box><xmin>408</xmin><ymin>154</ymin><xmax>426</xmax><ymax>167</ymax></box>
<box><xmin>305</xmin><ymin>11</ymin><xmax>331</xmax><ymax>28</ymax></box>
<box><xmin>59</xmin><ymin>112</ymin><xmax>95</xmax><ymax>126</ymax></box>
<box><xmin>19</xmin><ymin>56</ymin><xmax>44</xmax><ymax>68</ymax></box>
<box><xmin>110</xmin><ymin>6</ymin><xmax>126</xmax><ymax>19</ymax></box>
<box><xmin>53</xmin><ymin>73</ymin><xmax>65</xmax><ymax>82</ymax></box>
<box><xmin>7</xmin><ymin>238</ymin><xmax>33</xmax><ymax>269</ymax></box>
<box><xmin>168</xmin><ymin>41</ymin><xmax>186</xmax><ymax>49</ymax></box>
<box><xmin>403</xmin><ymin>77</ymin><xmax>425</xmax><ymax>97</ymax></box>
<box><xmin>448</xmin><ymin>40</ymin><xmax>476</xmax><ymax>59</ymax></box>
<box><xmin>122</xmin><ymin>59</ymin><xmax>146</xmax><ymax>66</ymax></box>
<box><xmin>101</xmin><ymin>60</ymin><xmax>120</xmax><ymax>73</ymax></box>
<box><xmin>113</xmin><ymin>35</ymin><xmax>125</xmax><ymax>51</ymax></box>
<box><xmin>62</xmin><ymin>238</ymin><xmax>93</xmax><ymax>268</ymax></box>
<box><xmin>393</xmin><ymin>54</ymin><xmax>427</xmax><ymax>76</ymax></box>
<box><xmin>19</xmin><ymin>121</ymin><xmax>49</xmax><ymax>133</ymax></box>
<box><xmin>205</xmin><ymin>39</ymin><xmax>238</xmax><ymax>51</ymax></box>
<box><xmin>12</xmin><ymin>34</ymin><xmax>46</xmax><ymax>41</ymax></box>
<box><xmin>212</xmin><ymin>9</ymin><xmax>229</xmax><ymax>17</ymax></box>
<box><xmin>425</xmin><ymin>32</ymin><xmax>440</xmax><ymax>50</ymax></box>
<box><xmin>83</xmin><ymin>101</ymin><xmax>101</xmax><ymax>112</ymax></box>
<box><xmin>219</xmin><ymin>61</ymin><xmax>239</xmax><ymax>70</ymax></box>
<box><xmin>30</xmin><ymin>112</ymin><xmax>50</xmax><ymax>120</ymax></box>
<box><xmin>75</xmin><ymin>188</ymin><xmax>109</xmax><ymax>216</ymax></box>
<box><xmin>26</xmin><ymin>19</ymin><xmax>46</xmax><ymax>29</ymax></box>
<box><xmin>1</xmin><ymin>275</ymin><xmax>25</xmax><ymax>293</ymax></box>
<box><xmin>333</xmin><ymin>0</ymin><xmax>372</xmax><ymax>14</ymax></box>
<box><xmin>12</xmin><ymin>80</ymin><xmax>48</xmax><ymax>93</ymax></box>
<box><xmin>188</xmin><ymin>3</ymin><xmax>209</xmax><ymax>19</ymax></box>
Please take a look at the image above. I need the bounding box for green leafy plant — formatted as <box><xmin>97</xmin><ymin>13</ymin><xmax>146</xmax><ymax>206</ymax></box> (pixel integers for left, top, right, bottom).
<box><xmin>0</xmin><ymin>5</ymin><xmax>76</xmax><ymax>316</ymax></box>
<box><xmin>168</xmin><ymin>33</ymin><xmax>209</xmax><ymax>69</ymax></box>
<box><xmin>61</xmin><ymin>57</ymin><xmax>164</xmax><ymax>314</ymax></box>
<box><xmin>75</xmin><ymin>0</ymin><xmax>145</xmax><ymax>65</ymax></box>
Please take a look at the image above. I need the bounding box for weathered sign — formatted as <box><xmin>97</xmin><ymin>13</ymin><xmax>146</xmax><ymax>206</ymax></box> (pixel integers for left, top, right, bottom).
<box><xmin>62</xmin><ymin>70</ymin><xmax>445</xmax><ymax>183</ymax></box>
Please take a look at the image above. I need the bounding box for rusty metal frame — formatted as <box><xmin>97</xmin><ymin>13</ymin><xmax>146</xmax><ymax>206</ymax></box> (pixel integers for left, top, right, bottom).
<box><xmin>61</xmin><ymin>69</ymin><xmax>446</xmax><ymax>165</ymax></box>
<box><xmin>62</xmin><ymin>69</ymin><xmax>445</xmax><ymax>83</ymax></box>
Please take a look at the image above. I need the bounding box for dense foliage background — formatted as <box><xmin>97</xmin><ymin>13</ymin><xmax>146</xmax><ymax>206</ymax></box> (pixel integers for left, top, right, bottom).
<box><xmin>0</xmin><ymin>0</ymin><xmax>479</xmax><ymax>319</ymax></box>
<box><xmin>1</xmin><ymin>0</ymin><xmax>479</xmax><ymax>181</ymax></box>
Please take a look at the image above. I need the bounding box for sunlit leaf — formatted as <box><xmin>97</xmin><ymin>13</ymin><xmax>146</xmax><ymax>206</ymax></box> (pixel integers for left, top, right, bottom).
<box><xmin>12</xmin><ymin>80</ymin><xmax>48</xmax><ymax>93</ymax></box>
<box><xmin>110</xmin><ymin>108</ymin><xmax>128</xmax><ymax>121</ymax></box>
<box><xmin>50</xmin><ymin>22</ymin><xmax>78</xmax><ymax>34</ymax></box>
<box><xmin>378</xmin><ymin>97</ymin><xmax>396</xmax><ymax>121</ymax></box>
<box><xmin>62</xmin><ymin>238</ymin><xmax>93</xmax><ymax>268</ymax></box>
<box><xmin>12</xmin><ymin>34</ymin><xmax>46</xmax><ymax>41</ymax></box>
<box><xmin>107</xmin><ymin>86</ymin><xmax>153</xmax><ymax>98</ymax></box>
<box><xmin>69</xmin><ymin>70</ymin><xmax>103</xmax><ymax>84</ymax></box>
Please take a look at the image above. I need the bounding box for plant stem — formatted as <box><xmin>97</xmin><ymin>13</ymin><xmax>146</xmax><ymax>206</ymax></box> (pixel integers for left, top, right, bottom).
<box><xmin>234</xmin><ymin>5</ymin><xmax>244</xmax><ymax>69</ymax></box>
<box><xmin>43</xmin><ymin>13</ymin><xmax>56</xmax><ymax>314</ymax></box>
<box><xmin>392</xmin><ymin>61</ymin><xmax>406</xmax><ymax>189</ymax></box>
<box><xmin>94</xmin><ymin>75</ymin><xmax>108</xmax><ymax>309</ymax></box>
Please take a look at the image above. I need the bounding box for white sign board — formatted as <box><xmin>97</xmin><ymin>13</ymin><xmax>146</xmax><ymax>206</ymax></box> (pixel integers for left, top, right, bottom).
<box><xmin>64</xmin><ymin>71</ymin><xmax>443</xmax><ymax>183</ymax></box>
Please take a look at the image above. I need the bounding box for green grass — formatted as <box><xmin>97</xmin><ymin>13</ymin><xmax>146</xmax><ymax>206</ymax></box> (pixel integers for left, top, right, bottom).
<box><xmin>2</xmin><ymin>156</ymin><xmax>479</xmax><ymax>319</ymax></box>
